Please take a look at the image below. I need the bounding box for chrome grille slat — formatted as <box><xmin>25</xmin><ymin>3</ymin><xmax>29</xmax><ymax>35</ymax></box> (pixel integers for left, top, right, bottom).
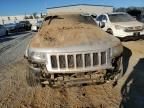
<box><xmin>65</xmin><ymin>55</ymin><xmax>68</xmax><ymax>69</ymax></box>
<box><xmin>74</xmin><ymin>54</ymin><xmax>76</xmax><ymax>69</ymax></box>
<box><xmin>90</xmin><ymin>53</ymin><xmax>93</xmax><ymax>67</ymax></box>
<box><xmin>56</xmin><ymin>55</ymin><xmax>60</xmax><ymax>69</ymax></box>
<box><xmin>49</xmin><ymin>49</ymin><xmax>111</xmax><ymax>72</ymax></box>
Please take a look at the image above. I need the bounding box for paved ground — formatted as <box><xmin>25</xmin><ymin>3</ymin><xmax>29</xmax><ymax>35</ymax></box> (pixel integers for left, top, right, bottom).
<box><xmin>0</xmin><ymin>32</ymin><xmax>34</xmax><ymax>68</ymax></box>
<box><xmin>0</xmin><ymin>33</ymin><xmax>144</xmax><ymax>108</ymax></box>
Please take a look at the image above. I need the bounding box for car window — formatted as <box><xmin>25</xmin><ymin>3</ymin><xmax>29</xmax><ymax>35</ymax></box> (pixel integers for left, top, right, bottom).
<box><xmin>102</xmin><ymin>15</ymin><xmax>107</xmax><ymax>21</ymax></box>
<box><xmin>108</xmin><ymin>13</ymin><xmax>136</xmax><ymax>22</ymax></box>
<box><xmin>96</xmin><ymin>15</ymin><xmax>103</xmax><ymax>21</ymax></box>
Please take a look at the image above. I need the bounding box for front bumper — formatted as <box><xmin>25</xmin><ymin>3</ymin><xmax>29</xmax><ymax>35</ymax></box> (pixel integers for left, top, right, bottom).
<box><xmin>31</xmin><ymin>26</ymin><xmax>38</xmax><ymax>31</ymax></box>
<box><xmin>118</xmin><ymin>35</ymin><xmax>144</xmax><ymax>41</ymax></box>
<box><xmin>113</xmin><ymin>29</ymin><xmax>144</xmax><ymax>38</ymax></box>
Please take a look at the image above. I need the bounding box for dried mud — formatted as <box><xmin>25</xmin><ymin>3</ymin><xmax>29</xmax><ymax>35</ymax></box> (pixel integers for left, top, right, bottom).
<box><xmin>0</xmin><ymin>40</ymin><xmax>144</xmax><ymax>108</ymax></box>
<box><xmin>30</xmin><ymin>14</ymin><xmax>119</xmax><ymax>48</ymax></box>
<box><xmin>0</xmin><ymin>59</ymin><xmax>121</xmax><ymax>108</ymax></box>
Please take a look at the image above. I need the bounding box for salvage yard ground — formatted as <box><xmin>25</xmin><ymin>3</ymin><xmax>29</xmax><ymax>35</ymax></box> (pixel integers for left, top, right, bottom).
<box><xmin>0</xmin><ymin>40</ymin><xmax>144</xmax><ymax>108</ymax></box>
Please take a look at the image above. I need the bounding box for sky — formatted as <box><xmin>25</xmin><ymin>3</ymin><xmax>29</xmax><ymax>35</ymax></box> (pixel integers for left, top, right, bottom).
<box><xmin>0</xmin><ymin>0</ymin><xmax>144</xmax><ymax>16</ymax></box>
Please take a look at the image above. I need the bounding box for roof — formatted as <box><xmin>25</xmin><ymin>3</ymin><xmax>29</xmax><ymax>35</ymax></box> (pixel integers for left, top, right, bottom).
<box><xmin>47</xmin><ymin>4</ymin><xmax>113</xmax><ymax>9</ymax></box>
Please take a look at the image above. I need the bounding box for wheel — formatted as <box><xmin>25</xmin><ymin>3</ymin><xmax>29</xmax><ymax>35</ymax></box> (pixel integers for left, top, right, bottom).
<box><xmin>114</xmin><ymin>56</ymin><xmax>123</xmax><ymax>78</ymax></box>
<box><xmin>107</xmin><ymin>29</ymin><xmax>113</xmax><ymax>35</ymax></box>
<box><xmin>112</xmin><ymin>56</ymin><xmax>123</xmax><ymax>86</ymax></box>
<box><xmin>26</xmin><ymin>66</ymin><xmax>40</xmax><ymax>87</ymax></box>
<box><xmin>105</xmin><ymin>56</ymin><xmax>123</xmax><ymax>86</ymax></box>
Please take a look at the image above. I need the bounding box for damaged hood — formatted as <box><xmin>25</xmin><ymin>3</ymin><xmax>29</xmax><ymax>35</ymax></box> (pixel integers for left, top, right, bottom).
<box><xmin>30</xmin><ymin>14</ymin><xmax>120</xmax><ymax>50</ymax></box>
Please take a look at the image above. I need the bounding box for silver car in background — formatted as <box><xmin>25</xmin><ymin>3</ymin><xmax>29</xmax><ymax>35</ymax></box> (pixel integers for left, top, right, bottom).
<box><xmin>0</xmin><ymin>24</ymin><xmax>8</xmax><ymax>36</ymax></box>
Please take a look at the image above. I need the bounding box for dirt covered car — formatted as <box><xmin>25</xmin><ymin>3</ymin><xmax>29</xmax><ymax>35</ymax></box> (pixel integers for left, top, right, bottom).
<box><xmin>25</xmin><ymin>14</ymin><xmax>123</xmax><ymax>87</ymax></box>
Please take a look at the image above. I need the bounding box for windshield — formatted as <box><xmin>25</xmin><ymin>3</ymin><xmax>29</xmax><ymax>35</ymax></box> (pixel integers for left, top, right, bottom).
<box><xmin>108</xmin><ymin>13</ymin><xmax>136</xmax><ymax>22</ymax></box>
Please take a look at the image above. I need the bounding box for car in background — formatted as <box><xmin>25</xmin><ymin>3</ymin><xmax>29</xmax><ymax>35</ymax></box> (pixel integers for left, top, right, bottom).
<box><xmin>81</xmin><ymin>13</ymin><xmax>97</xmax><ymax>22</ymax></box>
<box><xmin>18</xmin><ymin>21</ymin><xmax>32</xmax><ymax>31</ymax></box>
<box><xmin>95</xmin><ymin>12</ymin><xmax>144</xmax><ymax>41</ymax></box>
<box><xmin>137</xmin><ymin>14</ymin><xmax>144</xmax><ymax>23</ymax></box>
<box><xmin>25</xmin><ymin>14</ymin><xmax>123</xmax><ymax>87</ymax></box>
<box><xmin>0</xmin><ymin>24</ymin><xmax>8</xmax><ymax>36</ymax></box>
<box><xmin>31</xmin><ymin>20</ymin><xmax>43</xmax><ymax>32</ymax></box>
<box><xmin>4</xmin><ymin>23</ymin><xmax>17</xmax><ymax>33</ymax></box>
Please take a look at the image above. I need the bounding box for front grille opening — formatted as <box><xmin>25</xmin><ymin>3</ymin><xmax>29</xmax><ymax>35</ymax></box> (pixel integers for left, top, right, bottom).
<box><xmin>51</xmin><ymin>55</ymin><xmax>57</xmax><ymax>68</ymax></box>
<box><xmin>76</xmin><ymin>54</ymin><xmax>83</xmax><ymax>67</ymax></box>
<box><xmin>101</xmin><ymin>52</ymin><xmax>106</xmax><ymax>65</ymax></box>
<box><xmin>68</xmin><ymin>55</ymin><xmax>74</xmax><ymax>68</ymax></box>
<box><xmin>93</xmin><ymin>53</ymin><xmax>99</xmax><ymax>66</ymax></box>
<box><xmin>59</xmin><ymin>55</ymin><xmax>66</xmax><ymax>68</ymax></box>
<box><xmin>85</xmin><ymin>53</ymin><xmax>91</xmax><ymax>67</ymax></box>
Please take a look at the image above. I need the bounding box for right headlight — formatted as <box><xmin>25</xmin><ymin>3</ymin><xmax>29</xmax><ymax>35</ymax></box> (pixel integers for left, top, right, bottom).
<box><xmin>115</xmin><ymin>25</ymin><xmax>125</xmax><ymax>30</ymax></box>
<box><xmin>111</xmin><ymin>44</ymin><xmax>123</xmax><ymax>58</ymax></box>
<box><xmin>29</xmin><ymin>51</ymin><xmax>46</xmax><ymax>62</ymax></box>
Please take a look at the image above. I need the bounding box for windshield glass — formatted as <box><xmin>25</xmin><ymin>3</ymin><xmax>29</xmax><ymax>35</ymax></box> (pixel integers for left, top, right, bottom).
<box><xmin>108</xmin><ymin>13</ymin><xmax>136</xmax><ymax>22</ymax></box>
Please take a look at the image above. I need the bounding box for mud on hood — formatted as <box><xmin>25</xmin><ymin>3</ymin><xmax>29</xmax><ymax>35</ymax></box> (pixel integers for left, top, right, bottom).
<box><xmin>30</xmin><ymin>17</ymin><xmax>120</xmax><ymax>50</ymax></box>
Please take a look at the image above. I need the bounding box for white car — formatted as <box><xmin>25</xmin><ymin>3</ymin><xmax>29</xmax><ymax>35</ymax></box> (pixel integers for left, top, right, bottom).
<box><xmin>31</xmin><ymin>20</ymin><xmax>43</xmax><ymax>32</ymax></box>
<box><xmin>0</xmin><ymin>25</ymin><xmax>8</xmax><ymax>36</ymax></box>
<box><xmin>95</xmin><ymin>12</ymin><xmax>144</xmax><ymax>40</ymax></box>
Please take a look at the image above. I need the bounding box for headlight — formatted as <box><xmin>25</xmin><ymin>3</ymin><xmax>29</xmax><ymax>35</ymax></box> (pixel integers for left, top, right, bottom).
<box><xmin>142</xmin><ymin>25</ymin><xmax>144</xmax><ymax>29</ymax></box>
<box><xmin>29</xmin><ymin>51</ymin><xmax>46</xmax><ymax>62</ymax></box>
<box><xmin>111</xmin><ymin>44</ymin><xmax>123</xmax><ymax>58</ymax></box>
<box><xmin>115</xmin><ymin>25</ymin><xmax>125</xmax><ymax>30</ymax></box>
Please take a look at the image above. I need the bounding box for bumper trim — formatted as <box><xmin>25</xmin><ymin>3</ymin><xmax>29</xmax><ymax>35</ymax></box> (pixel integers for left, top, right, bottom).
<box><xmin>117</xmin><ymin>35</ymin><xmax>144</xmax><ymax>41</ymax></box>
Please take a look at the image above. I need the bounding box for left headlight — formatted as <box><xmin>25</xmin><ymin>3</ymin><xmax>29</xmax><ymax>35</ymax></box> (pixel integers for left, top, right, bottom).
<box><xmin>142</xmin><ymin>25</ymin><xmax>144</xmax><ymax>29</ymax></box>
<box><xmin>29</xmin><ymin>51</ymin><xmax>46</xmax><ymax>62</ymax></box>
<box><xmin>115</xmin><ymin>25</ymin><xmax>125</xmax><ymax>30</ymax></box>
<box><xmin>111</xmin><ymin>44</ymin><xmax>123</xmax><ymax>58</ymax></box>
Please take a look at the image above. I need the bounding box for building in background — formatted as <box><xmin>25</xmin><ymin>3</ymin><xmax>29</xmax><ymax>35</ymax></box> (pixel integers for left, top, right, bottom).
<box><xmin>47</xmin><ymin>4</ymin><xmax>113</xmax><ymax>15</ymax></box>
<box><xmin>0</xmin><ymin>13</ymin><xmax>46</xmax><ymax>25</ymax></box>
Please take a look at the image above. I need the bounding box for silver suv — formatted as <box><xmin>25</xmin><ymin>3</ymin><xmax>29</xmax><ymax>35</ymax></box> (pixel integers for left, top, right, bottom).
<box><xmin>25</xmin><ymin>14</ymin><xmax>123</xmax><ymax>87</ymax></box>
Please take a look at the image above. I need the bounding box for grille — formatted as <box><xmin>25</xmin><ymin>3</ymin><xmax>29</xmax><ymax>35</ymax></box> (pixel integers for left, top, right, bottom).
<box><xmin>50</xmin><ymin>49</ymin><xmax>111</xmax><ymax>71</ymax></box>
<box><xmin>125</xmin><ymin>26</ymin><xmax>143</xmax><ymax>32</ymax></box>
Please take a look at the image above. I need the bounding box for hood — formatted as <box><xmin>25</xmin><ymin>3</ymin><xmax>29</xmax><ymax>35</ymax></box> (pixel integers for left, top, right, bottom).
<box><xmin>30</xmin><ymin>25</ymin><xmax>120</xmax><ymax>51</ymax></box>
<box><xmin>113</xmin><ymin>21</ymin><xmax>143</xmax><ymax>27</ymax></box>
<box><xmin>30</xmin><ymin>14</ymin><xmax>121</xmax><ymax>50</ymax></box>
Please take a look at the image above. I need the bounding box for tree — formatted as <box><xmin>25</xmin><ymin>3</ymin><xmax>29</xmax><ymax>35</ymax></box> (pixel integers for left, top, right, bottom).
<box><xmin>29</xmin><ymin>15</ymin><xmax>33</xmax><ymax>19</ymax></box>
<box><xmin>24</xmin><ymin>16</ymin><xmax>29</xmax><ymax>19</ymax></box>
<box><xmin>8</xmin><ymin>17</ymin><xmax>10</xmax><ymax>20</ymax></box>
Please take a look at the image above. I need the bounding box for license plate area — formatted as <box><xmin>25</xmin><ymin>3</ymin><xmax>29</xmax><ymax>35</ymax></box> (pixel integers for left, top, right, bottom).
<box><xmin>133</xmin><ymin>32</ymin><xmax>140</xmax><ymax>36</ymax></box>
